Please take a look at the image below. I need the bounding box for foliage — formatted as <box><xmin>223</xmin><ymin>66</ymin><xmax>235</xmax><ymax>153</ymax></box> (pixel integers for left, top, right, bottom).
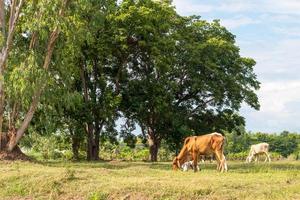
<box><xmin>117</xmin><ymin>1</ymin><xmax>260</xmax><ymax>161</ymax></box>
<box><xmin>20</xmin><ymin>132</ymin><xmax>73</xmax><ymax>160</ymax></box>
<box><xmin>17</xmin><ymin>130</ymin><xmax>300</xmax><ymax>161</ymax></box>
<box><xmin>1</xmin><ymin>0</ymin><xmax>262</xmax><ymax>162</ymax></box>
<box><xmin>226</xmin><ymin>151</ymin><xmax>249</xmax><ymax>160</ymax></box>
<box><xmin>100</xmin><ymin>141</ymin><xmax>150</xmax><ymax>161</ymax></box>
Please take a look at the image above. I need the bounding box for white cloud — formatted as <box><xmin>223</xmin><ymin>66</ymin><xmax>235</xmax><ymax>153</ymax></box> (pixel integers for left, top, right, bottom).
<box><xmin>273</xmin><ymin>27</ymin><xmax>300</xmax><ymax>37</ymax></box>
<box><xmin>174</xmin><ymin>0</ymin><xmax>300</xmax><ymax>16</ymax></box>
<box><xmin>240</xmin><ymin>38</ymin><xmax>300</xmax><ymax>132</ymax></box>
<box><xmin>266</xmin><ymin>0</ymin><xmax>300</xmax><ymax>15</ymax></box>
<box><xmin>218</xmin><ymin>1</ymin><xmax>255</xmax><ymax>13</ymax></box>
<box><xmin>221</xmin><ymin>17</ymin><xmax>260</xmax><ymax>29</ymax></box>
<box><xmin>237</xmin><ymin>38</ymin><xmax>300</xmax><ymax>80</ymax></box>
<box><xmin>173</xmin><ymin>0</ymin><xmax>213</xmax><ymax>14</ymax></box>
<box><xmin>258</xmin><ymin>81</ymin><xmax>300</xmax><ymax>115</ymax></box>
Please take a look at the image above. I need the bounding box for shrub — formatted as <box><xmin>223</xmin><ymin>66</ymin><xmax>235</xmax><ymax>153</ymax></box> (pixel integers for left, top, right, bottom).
<box><xmin>158</xmin><ymin>148</ymin><xmax>173</xmax><ymax>161</ymax></box>
<box><xmin>270</xmin><ymin>152</ymin><xmax>282</xmax><ymax>161</ymax></box>
<box><xmin>227</xmin><ymin>152</ymin><xmax>248</xmax><ymax>160</ymax></box>
<box><xmin>134</xmin><ymin>149</ymin><xmax>149</xmax><ymax>161</ymax></box>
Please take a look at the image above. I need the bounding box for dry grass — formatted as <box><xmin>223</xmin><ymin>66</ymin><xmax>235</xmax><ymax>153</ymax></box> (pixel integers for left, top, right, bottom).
<box><xmin>0</xmin><ymin>160</ymin><xmax>299</xmax><ymax>200</ymax></box>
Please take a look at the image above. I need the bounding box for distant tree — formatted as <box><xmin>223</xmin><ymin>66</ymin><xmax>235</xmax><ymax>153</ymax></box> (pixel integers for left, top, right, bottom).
<box><xmin>269</xmin><ymin>131</ymin><xmax>298</xmax><ymax>157</ymax></box>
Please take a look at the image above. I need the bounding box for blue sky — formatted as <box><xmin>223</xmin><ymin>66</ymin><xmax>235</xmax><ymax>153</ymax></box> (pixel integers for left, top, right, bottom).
<box><xmin>173</xmin><ymin>0</ymin><xmax>300</xmax><ymax>133</ymax></box>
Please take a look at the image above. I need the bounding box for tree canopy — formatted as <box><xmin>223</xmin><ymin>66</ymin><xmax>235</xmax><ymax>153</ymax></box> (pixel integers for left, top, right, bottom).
<box><xmin>0</xmin><ymin>0</ymin><xmax>260</xmax><ymax>162</ymax></box>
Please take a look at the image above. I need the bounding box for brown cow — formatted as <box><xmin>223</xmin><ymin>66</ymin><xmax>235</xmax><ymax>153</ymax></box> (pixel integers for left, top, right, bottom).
<box><xmin>172</xmin><ymin>132</ymin><xmax>227</xmax><ymax>172</ymax></box>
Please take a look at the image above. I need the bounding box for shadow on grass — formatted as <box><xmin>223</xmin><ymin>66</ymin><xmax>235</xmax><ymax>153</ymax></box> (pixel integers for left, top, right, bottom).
<box><xmin>25</xmin><ymin>160</ymin><xmax>300</xmax><ymax>173</ymax></box>
<box><xmin>34</xmin><ymin>160</ymin><xmax>172</xmax><ymax>171</ymax></box>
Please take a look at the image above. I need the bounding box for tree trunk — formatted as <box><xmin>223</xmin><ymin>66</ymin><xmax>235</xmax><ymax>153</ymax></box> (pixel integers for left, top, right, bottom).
<box><xmin>86</xmin><ymin>123</ymin><xmax>99</xmax><ymax>161</ymax></box>
<box><xmin>149</xmin><ymin>141</ymin><xmax>159</xmax><ymax>162</ymax></box>
<box><xmin>70</xmin><ymin>129</ymin><xmax>80</xmax><ymax>160</ymax></box>
<box><xmin>0</xmin><ymin>131</ymin><xmax>28</xmax><ymax>160</ymax></box>
<box><xmin>148</xmin><ymin>132</ymin><xmax>160</xmax><ymax>162</ymax></box>
<box><xmin>92</xmin><ymin>121</ymin><xmax>101</xmax><ymax>161</ymax></box>
<box><xmin>71</xmin><ymin>138</ymin><xmax>80</xmax><ymax>160</ymax></box>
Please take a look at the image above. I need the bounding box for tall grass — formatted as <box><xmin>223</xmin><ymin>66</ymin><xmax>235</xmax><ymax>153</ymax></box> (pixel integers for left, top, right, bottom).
<box><xmin>0</xmin><ymin>161</ymin><xmax>299</xmax><ymax>200</ymax></box>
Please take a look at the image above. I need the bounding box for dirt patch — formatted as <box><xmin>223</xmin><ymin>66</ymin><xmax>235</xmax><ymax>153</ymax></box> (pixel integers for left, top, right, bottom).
<box><xmin>0</xmin><ymin>147</ymin><xmax>31</xmax><ymax>161</ymax></box>
<box><xmin>108</xmin><ymin>192</ymin><xmax>150</xmax><ymax>200</ymax></box>
<box><xmin>3</xmin><ymin>197</ymin><xmax>33</xmax><ymax>200</ymax></box>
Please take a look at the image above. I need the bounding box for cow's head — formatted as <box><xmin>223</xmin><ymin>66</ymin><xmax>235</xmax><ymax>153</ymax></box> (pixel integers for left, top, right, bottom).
<box><xmin>172</xmin><ymin>156</ymin><xmax>181</xmax><ymax>170</ymax></box>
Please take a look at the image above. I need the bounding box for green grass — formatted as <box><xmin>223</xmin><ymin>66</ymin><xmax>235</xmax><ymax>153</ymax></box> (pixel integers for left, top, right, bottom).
<box><xmin>0</xmin><ymin>160</ymin><xmax>299</xmax><ymax>200</ymax></box>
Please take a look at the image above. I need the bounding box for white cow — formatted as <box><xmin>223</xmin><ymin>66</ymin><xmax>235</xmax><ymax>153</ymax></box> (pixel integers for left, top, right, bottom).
<box><xmin>246</xmin><ymin>143</ymin><xmax>271</xmax><ymax>163</ymax></box>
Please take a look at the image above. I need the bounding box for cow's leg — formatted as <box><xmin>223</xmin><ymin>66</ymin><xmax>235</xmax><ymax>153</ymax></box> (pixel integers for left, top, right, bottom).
<box><xmin>264</xmin><ymin>153</ymin><xmax>268</xmax><ymax>162</ymax></box>
<box><xmin>246</xmin><ymin>153</ymin><xmax>253</xmax><ymax>163</ymax></box>
<box><xmin>200</xmin><ymin>155</ymin><xmax>205</xmax><ymax>163</ymax></box>
<box><xmin>214</xmin><ymin>151</ymin><xmax>224</xmax><ymax>172</ymax></box>
<box><xmin>254</xmin><ymin>154</ymin><xmax>258</xmax><ymax>162</ymax></box>
<box><xmin>192</xmin><ymin>152</ymin><xmax>198</xmax><ymax>172</ymax></box>
<box><xmin>214</xmin><ymin>153</ymin><xmax>221</xmax><ymax>170</ymax></box>
<box><xmin>265</xmin><ymin>152</ymin><xmax>271</xmax><ymax>162</ymax></box>
<box><xmin>245</xmin><ymin>156</ymin><xmax>249</xmax><ymax>163</ymax></box>
<box><xmin>224</xmin><ymin>158</ymin><xmax>228</xmax><ymax>172</ymax></box>
<box><xmin>220</xmin><ymin>154</ymin><xmax>227</xmax><ymax>172</ymax></box>
<box><xmin>218</xmin><ymin>153</ymin><xmax>227</xmax><ymax>172</ymax></box>
<box><xmin>249</xmin><ymin>154</ymin><xmax>254</xmax><ymax>163</ymax></box>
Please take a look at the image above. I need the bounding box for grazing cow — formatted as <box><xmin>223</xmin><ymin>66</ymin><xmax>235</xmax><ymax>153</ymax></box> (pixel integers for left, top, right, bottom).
<box><xmin>172</xmin><ymin>132</ymin><xmax>227</xmax><ymax>172</ymax></box>
<box><xmin>246</xmin><ymin>143</ymin><xmax>271</xmax><ymax>163</ymax></box>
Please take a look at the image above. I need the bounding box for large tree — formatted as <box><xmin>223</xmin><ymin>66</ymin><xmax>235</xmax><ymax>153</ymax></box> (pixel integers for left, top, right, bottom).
<box><xmin>50</xmin><ymin>0</ymin><xmax>121</xmax><ymax>160</ymax></box>
<box><xmin>0</xmin><ymin>0</ymin><xmax>70</xmax><ymax>157</ymax></box>
<box><xmin>117</xmin><ymin>2</ymin><xmax>260</xmax><ymax>161</ymax></box>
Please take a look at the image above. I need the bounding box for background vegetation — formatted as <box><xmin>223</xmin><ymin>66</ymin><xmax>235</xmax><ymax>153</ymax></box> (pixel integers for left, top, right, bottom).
<box><xmin>18</xmin><ymin>130</ymin><xmax>300</xmax><ymax>162</ymax></box>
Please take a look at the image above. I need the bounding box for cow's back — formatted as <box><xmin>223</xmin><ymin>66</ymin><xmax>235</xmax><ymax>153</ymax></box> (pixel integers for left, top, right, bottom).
<box><xmin>251</xmin><ymin>142</ymin><xmax>269</xmax><ymax>154</ymax></box>
<box><xmin>193</xmin><ymin>133</ymin><xmax>224</xmax><ymax>154</ymax></box>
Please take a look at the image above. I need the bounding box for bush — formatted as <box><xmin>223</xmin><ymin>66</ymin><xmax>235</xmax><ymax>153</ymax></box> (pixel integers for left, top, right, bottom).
<box><xmin>226</xmin><ymin>151</ymin><xmax>283</xmax><ymax>161</ymax></box>
<box><xmin>270</xmin><ymin>152</ymin><xmax>282</xmax><ymax>161</ymax></box>
<box><xmin>100</xmin><ymin>142</ymin><xmax>118</xmax><ymax>160</ymax></box>
<box><xmin>227</xmin><ymin>152</ymin><xmax>248</xmax><ymax>161</ymax></box>
<box><xmin>21</xmin><ymin>133</ymin><xmax>73</xmax><ymax>161</ymax></box>
<box><xmin>118</xmin><ymin>145</ymin><xmax>134</xmax><ymax>160</ymax></box>
<box><xmin>158</xmin><ymin>148</ymin><xmax>173</xmax><ymax>161</ymax></box>
<box><xmin>133</xmin><ymin>149</ymin><xmax>149</xmax><ymax>161</ymax></box>
<box><xmin>287</xmin><ymin>152</ymin><xmax>300</xmax><ymax>161</ymax></box>
<box><xmin>100</xmin><ymin>141</ymin><xmax>152</xmax><ymax>161</ymax></box>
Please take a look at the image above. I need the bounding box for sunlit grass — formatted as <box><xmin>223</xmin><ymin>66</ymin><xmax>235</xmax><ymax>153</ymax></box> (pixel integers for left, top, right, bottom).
<box><xmin>0</xmin><ymin>160</ymin><xmax>299</xmax><ymax>199</ymax></box>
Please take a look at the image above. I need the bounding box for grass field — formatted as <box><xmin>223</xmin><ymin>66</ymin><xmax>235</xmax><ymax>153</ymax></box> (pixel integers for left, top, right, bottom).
<box><xmin>0</xmin><ymin>160</ymin><xmax>299</xmax><ymax>200</ymax></box>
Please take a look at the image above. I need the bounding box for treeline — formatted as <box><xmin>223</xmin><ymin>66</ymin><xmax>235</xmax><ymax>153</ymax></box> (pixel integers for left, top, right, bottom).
<box><xmin>0</xmin><ymin>0</ymin><xmax>260</xmax><ymax>161</ymax></box>
<box><xmin>226</xmin><ymin>131</ymin><xmax>300</xmax><ymax>160</ymax></box>
<box><xmin>19</xmin><ymin>130</ymin><xmax>300</xmax><ymax>161</ymax></box>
